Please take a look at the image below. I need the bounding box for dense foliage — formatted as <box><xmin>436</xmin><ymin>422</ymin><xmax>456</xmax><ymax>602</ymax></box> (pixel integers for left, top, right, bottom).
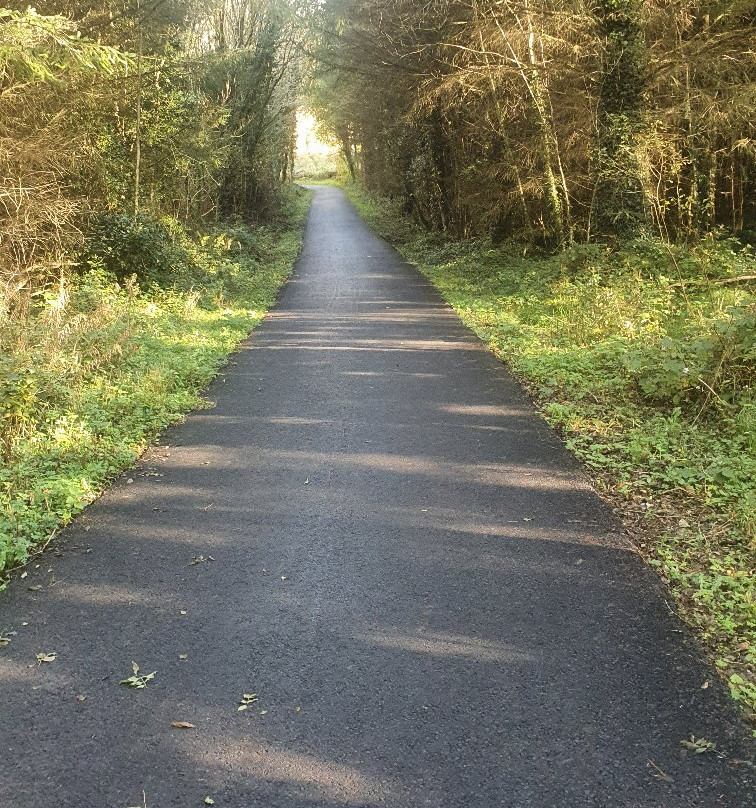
<box><xmin>0</xmin><ymin>0</ymin><xmax>306</xmax><ymax>287</ymax></box>
<box><xmin>310</xmin><ymin>1</ymin><xmax>755</xmax><ymax>245</ymax></box>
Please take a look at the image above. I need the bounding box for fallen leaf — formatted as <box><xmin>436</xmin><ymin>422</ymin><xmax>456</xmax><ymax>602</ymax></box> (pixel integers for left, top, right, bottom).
<box><xmin>647</xmin><ymin>759</ymin><xmax>673</xmax><ymax>782</ymax></box>
<box><xmin>204</xmin><ymin>799</ymin><xmax>215</xmax><ymax>805</ymax></box>
<box><xmin>179</xmin><ymin>654</ymin><xmax>188</xmax><ymax>660</ymax></box>
<box><xmin>259</xmin><ymin>710</ymin><xmax>268</xmax><ymax>715</ymax></box>
<box><xmin>171</xmin><ymin>721</ymin><xmax>195</xmax><ymax>729</ymax></box>
<box><xmin>76</xmin><ymin>695</ymin><xmax>87</xmax><ymax>702</ymax></box>
<box><xmin>27</xmin><ymin>585</ymin><xmax>43</xmax><ymax>592</ymax></box>
<box><xmin>36</xmin><ymin>652</ymin><xmax>57</xmax><ymax>663</ymax></box>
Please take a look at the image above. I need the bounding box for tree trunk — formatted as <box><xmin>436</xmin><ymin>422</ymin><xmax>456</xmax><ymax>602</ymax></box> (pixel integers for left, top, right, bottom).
<box><xmin>592</xmin><ymin>0</ymin><xmax>649</xmax><ymax>240</ymax></box>
<box><xmin>133</xmin><ymin>0</ymin><xmax>143</xmax><ymax>216</ymax></box>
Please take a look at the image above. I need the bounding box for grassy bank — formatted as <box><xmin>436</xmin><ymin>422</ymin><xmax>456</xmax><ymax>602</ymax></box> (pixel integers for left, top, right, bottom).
<box><xmin>0</xmin><ymin>187</ymin><xmax>310</xmax><ymax>579</ymax></box>
<box><xmin>340</xmin><ymin>182</ymin><xmax>755</xmax><ymax>718</ymax></box>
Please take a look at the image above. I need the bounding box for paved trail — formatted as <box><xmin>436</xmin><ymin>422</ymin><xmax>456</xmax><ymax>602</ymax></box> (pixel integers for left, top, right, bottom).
<box><xmin>1</xmin><ymin>187</ymin><xmax>752</xmax><ymax>807</ymax></box>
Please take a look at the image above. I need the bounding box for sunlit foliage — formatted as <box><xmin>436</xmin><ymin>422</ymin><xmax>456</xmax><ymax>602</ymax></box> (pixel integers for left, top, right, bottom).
<box><xmin>309</xmin><ymin>1</ymin><xmax>756</xmax><ymax>245</ymax></box>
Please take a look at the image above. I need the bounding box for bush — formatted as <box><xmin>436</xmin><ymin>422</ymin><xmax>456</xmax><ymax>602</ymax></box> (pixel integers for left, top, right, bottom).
<box><xmin>80</xmin><ymin>212</ymin><xmax>184</xmax><ymax>287</ymax></box>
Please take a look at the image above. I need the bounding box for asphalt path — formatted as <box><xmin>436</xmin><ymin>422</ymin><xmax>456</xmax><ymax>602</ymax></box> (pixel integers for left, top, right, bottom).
<box><xmin>1</xmin><ymin>186</ymin><xmax>752</xmax><ymax>807</ymax></box>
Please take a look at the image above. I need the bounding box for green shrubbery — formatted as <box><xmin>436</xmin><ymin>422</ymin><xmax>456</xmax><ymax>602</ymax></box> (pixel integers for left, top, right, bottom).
<box><xmin>80</xmin><ymin>213</ymin><xmax>180</xmax><ymax>287</ymax></box>
<box><xmin>0</xmin><ymin>187</ymin><xmax>310</xmax><ymax>575</ymax></box>
<box><xmin>344</xmin><ymin>183</ymin><xmax>755</xmax><ymax>716</ymax></box>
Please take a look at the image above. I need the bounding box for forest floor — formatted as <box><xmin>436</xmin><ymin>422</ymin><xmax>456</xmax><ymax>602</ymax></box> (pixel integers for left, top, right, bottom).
<box><xmin>335</xmin><ymin>180</ymin><xmax>756</xmax><ymax>722</ymax></box>
<box><xmin>0</xmin><ymin>185</ymin><xmax>752</xmax><ymax>807</ymax></box>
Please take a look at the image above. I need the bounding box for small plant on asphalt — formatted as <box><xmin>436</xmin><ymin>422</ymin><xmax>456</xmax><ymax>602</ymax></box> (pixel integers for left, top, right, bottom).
<box><xmin>238</xmin><ymin>693</ymin><xmax>258</xmax><ymax>711</ymax></box>
<box><xmin>120</xmin><ymin>662</ymin><xmax>156</xmax><ymax>689</ymax></box>
<box><xmin>680</xmin><ymin>735</ymin><xmax>717</xmax><ymax>754</ymax></box>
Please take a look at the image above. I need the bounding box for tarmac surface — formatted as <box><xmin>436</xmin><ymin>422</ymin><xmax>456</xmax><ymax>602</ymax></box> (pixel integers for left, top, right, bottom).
<box><xmin>0</xmin><ymin>186</ymin><xmax>753</xmax><ymax>807</ymax></box>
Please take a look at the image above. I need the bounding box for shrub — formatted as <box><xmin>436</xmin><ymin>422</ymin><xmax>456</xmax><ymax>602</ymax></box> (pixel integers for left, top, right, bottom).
<box><xmin>80</xmin><ymin>212</ymin><xmax>183</xmax><ymax>287</ymax></box>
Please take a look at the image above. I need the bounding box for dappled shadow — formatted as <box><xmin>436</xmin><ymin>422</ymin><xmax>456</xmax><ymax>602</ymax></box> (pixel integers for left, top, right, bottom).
<box><xmin>0</xmin><ymin>186</ymin><xmax>751</xmax><ymax>807</ymax></box>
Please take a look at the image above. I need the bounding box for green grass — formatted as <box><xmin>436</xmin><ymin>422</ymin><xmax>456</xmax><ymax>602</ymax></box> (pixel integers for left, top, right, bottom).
<box><xmin>342</xmin><ymin>182</ymin><xmax>756</xmax><ymax>719</ymax></box>
<box><xmin>0</xmin><ymin>187</ymin><xmax>311</xmax><ymax>578</ymax></box>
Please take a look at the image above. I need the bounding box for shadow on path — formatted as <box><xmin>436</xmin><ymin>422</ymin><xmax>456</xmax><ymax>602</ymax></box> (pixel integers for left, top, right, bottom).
<box><xmin>0</xmin><ymin>187</ymin><xmax>752</xmax><ymax>808</ymax></box>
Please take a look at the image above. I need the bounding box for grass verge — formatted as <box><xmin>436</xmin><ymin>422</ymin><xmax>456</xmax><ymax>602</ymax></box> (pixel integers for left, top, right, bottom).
<box><xmin>0</xmin><ymin>187</ymin><xmax>310</xmax><ymax>579</ymax></box>
<box><xmin>341</xmin><ymin>182</ymin><xmax>755</xmax><ymax>720</ymax></box>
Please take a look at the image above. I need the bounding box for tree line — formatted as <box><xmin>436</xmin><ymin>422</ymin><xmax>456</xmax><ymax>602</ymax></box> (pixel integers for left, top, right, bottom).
<box><xmin>0</xmin><ymin>0</ymin><xmax>305</xmax><ymax>290</ymax></box>
<box><xmin>310</xmin><ymin>0</ymin><xmax>755</xmax><ymax>246</ymax></box>
<box><xmin>2</xmin><ymin>0</ymin><xmax>754</xmax><ymax>288</ymax></box>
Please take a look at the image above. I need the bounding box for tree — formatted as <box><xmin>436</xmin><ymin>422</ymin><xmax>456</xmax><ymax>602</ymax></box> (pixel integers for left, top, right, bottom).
<box><xmin>590</xmin><ymin>0</ymin><xmax>649</xmax><ymax>239</ymax></box>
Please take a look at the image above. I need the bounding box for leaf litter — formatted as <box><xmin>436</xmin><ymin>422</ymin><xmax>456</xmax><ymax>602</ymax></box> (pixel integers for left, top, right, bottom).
<box><xmin>0</xmin><ymin>631</ymin><xmax>16</xmax><ymax>646</ymax></box>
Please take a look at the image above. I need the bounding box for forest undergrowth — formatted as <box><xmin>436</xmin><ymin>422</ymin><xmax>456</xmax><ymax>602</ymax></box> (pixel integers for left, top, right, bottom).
<box><xmin>340</xmin><ymin>181</ymin><xmax>756</xmax><ymax>719</ymax></box>
<box><xmin>0</xmin><ymin>188</ymin><xmax>310</xmax><ymax>583</ymax></box>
